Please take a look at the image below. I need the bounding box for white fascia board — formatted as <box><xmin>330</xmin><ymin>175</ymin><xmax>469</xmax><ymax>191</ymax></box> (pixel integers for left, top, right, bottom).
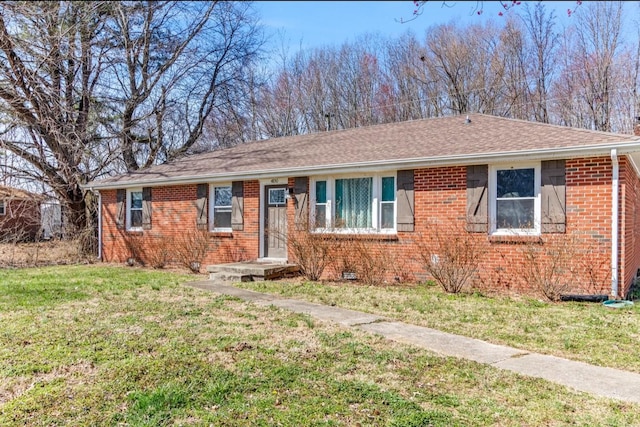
<box><xmin>85</xmin><ymin>141</ymin><xmax>640</xmax><ymax>190</ymax></box>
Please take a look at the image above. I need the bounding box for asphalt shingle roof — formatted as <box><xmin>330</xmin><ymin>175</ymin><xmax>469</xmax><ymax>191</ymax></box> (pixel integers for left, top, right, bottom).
<box><xmin>0</xmin><ymin>185</ymin><xmax>40</xmax><ymax>200</ymax></box>
<box><xmin>89</xmin><ymin>114</ymin><xmax>640</xmax><ymax>188</ymax></box>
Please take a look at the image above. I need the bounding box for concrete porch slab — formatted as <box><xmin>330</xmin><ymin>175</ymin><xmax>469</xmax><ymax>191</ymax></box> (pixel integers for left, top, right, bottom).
<box><xmin>207</xmin><ymin>261</ymin><xmax>299</xmax><ymax>281</ymax></box>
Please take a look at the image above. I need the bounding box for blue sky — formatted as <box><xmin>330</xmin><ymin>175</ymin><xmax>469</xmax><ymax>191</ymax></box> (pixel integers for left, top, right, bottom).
<box><xmin>253</xmin><ymin>1</ymin><xmax>589</xmax><ymax>52</ymax></box>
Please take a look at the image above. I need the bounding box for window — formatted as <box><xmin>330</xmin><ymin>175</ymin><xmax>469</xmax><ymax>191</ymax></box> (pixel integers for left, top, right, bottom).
<box><xmin>336</xmin><ymin>177</ymin><xmax>373</xmax><ymax>228</ymax></box>
<box><xmin>0</xmin><ymin>200</ymin><xmax>4</xmax><ymax>216</ymax></box>
<box><xmin>127</xmin><ymin>188</ymin><xmax>143</xmax><ymax>230</ymax></box>
<box><xmin>315</xmin><ymin>181</ymin><xmax>327</xmax><ymax>227</ymax></box>
<box><xmin>269</xmin><ymin>188</ymin><xmax>286</xmax><ymax>205</ymax></box>
<box><xmin>312</xmin><ymin>174</ymin><xmax>396</xmax><ymax>232</ymax></box>
<box><xmin>381</xmin><ymin>177</ymin><xmax>395</xmax><ymax>229</ymax></box>
<box><xmin>491</xmin><ymin>164</ymin><xmax>540</xmax><ymax>234</ymax></box>
<box><xmin>212</xmin><ymin>185</ymin><xmax>232</xmax><ymax>230</ymax></box>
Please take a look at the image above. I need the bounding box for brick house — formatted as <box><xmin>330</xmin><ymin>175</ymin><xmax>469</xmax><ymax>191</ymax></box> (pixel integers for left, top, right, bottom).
<box><xmin>0</xmin><ymin>185</ymin><xmax>42</xmax><ymax>241</ymax></box>
<box><xmin>87</xmin><ymin>114</ymin><xmax>640</xmax><ymax>298</ymax></box>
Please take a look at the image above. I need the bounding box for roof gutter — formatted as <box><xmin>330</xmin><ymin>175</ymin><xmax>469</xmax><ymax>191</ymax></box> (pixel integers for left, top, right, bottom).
<box><xmin>84</xmin><ymin>141</ymin><xmax>640</xmax><ymax>190</ymax></box>
<box><xmin>610</xmin><ymin>149</ymin><xmax>619</xmax><ymax>298</ymax></box>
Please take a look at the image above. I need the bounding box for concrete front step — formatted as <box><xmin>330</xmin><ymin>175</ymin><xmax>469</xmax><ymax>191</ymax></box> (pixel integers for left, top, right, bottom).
<box><xmin>207</xmin><ymin>261</ymin><xmax>299</xmax><ymax>282</ymax></box>
<box><xmin>209</xmin><ymin>272</ymin><xmax>254</xmax><ymax>283</ymax></box>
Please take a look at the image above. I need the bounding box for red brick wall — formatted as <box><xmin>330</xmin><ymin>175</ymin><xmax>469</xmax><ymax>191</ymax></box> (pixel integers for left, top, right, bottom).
<box><xmin>100</xmin><ymin>155</ymin><xmax>638</xmax><ymax>297</ymax></box>
<box><xmin>621</xmin><ymin>156</ymin><xmax>640</xmax><ymax>297</ymax></box>
<box><xmin>0</xmin><ymin>199</ymin><xmax>41</xmax><ymax>241</ymax></box>
<box><xmin>101</xmin><ymin>181</ymin><xmax>260</xmax><ymax>267</ymax></box>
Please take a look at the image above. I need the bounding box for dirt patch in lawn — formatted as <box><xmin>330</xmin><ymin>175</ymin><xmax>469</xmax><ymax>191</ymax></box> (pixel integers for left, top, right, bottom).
<box><xmin>0</xmin><ymin>361</ymin><xmax>98</xmax><ymax>405</ymax></box>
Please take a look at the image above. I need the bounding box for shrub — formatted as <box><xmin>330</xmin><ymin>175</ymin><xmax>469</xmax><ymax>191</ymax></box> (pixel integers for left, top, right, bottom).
<box><xmin>144</xmin><ymin>234</ymin><xmax>172</xmax><ymax>269</ymax></box>
<box><xmin>175</xmin><ymin>228</ymin><xmax>212</xmax><ymax>273</ymax></box>
<box><xmin>123</xmin><ymin>233</ymin><xmax>146</xmax><ymax>266</ymax></box>
<box><xmin>339</xmin><ymin>238</ymin><xmax>385</xmax><ymax>286</ymax></box>
<box><xmin>518</xmin><ymin>233</ymin><xmax>610</xmax><ymax>301</ymax></box>
<box><xmin>287</xmin><ymin>224</ymin><xmax>339</xmax><ymax>281</ymax></box>
<box><xmin>416</xmin><ymin>220</ymin><xmax>485</xmax><ymax>293</ymax></box>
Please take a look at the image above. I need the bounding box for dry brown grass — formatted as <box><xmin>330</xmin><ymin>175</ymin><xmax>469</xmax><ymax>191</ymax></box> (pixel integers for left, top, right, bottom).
<box><xmin>0</xmin><ymin>240</ymin><xmax>94</xmax><ymax>268</ymax></box>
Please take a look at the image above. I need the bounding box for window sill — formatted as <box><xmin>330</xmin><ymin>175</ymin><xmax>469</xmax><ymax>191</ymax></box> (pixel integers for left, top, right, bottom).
<box><xmin>488</xmin><ymin>234</ymin><xmax>542</xmax><ymax>244</ymax></box>
<box><xmin>125</xmin><ymin>229</ymin><xmax>144</xmax><ymax>235</ymax></box>
<box><xmin>314</xmin><ymin>232</ymin><xmax>398</xmax><ymax>242</ymax></box>
<box><xmin>209</xmin><ymin>231</ymin><xmax>234</xmax><ymax>238</ymax></box>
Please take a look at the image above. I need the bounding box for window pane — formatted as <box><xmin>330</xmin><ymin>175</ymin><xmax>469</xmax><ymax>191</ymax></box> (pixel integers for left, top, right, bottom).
<box><xmin>382</xmin><ymin>177</ymin><xmax>395</xmax><ymax>202</ymax></box>
<box><xmin>497</xmin><ymin>199</ymin><xmax>534</xmax><ymax>228</ymax></box>
<box><xmin>316</xmin><ymin>181</ymin><xmax>327</xmax><ymax>204</ymax></box>
<box><xmin>214</xmin><ymin>207</ymin><xmax>231</xmax><ymax>228</ymax></box>
<box><xmin>215</xmin><ymin>186</ymin><xmax>232</xmax><ymax>207</ymax></box>
<box><xmin>269</xmin><ymin>188</ymin><xmax>286</xmax><ymax>205</ymax></box>
<box><xmin>131</xmin><ymin>191</ymin><xmax>143</xmax><ymax>209</ymax></box>
<box><xmin>497</xmin><ymin>168</ymin><xmax>534</xmax><ymax>198</ymax></box>
<box><xmin>315</xmin><ymin>205</ymin><xmax>326</xmax><ymax>227</ymax></box>
<box><xmin>335</xmin><ymin>178</ymin><xmax>372</xmax><ymax>228</ymax></box>
<box><xmin>131</xmin><ymin>209</ymin><xmax>143</xmax><ymax>228</ymax></box>
<box><xmin>381</xmin><ymin>202</ymin><xmax>394</xmax><ymax>229</ymax></box>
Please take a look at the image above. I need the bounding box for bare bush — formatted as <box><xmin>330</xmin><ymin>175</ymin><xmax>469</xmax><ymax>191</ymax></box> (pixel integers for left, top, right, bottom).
<box><xmin>575</xmin><ymin>240</ymin><xmax>610</xmax><ymax>294</ymax></box>
<box><xmin>518</xmin><ymin>233</ymin><xmax>609</xmax><ymax>301</ymax></box>
<box><xmin>144</xmin><ymin>234</ymin><xmax>172</xmax><ymax>269</ymax></box>
<box><xmin>175</xmin><ymin>228</ymin><xmax>212</xmax><ymax>273</ymax></box>
<box><xmin>287</xmin><ymin>225</ymin><xmax>340</xmax><ymax>281</ymax></box>
<box><xmin>416</xmin><ymin>220</ymin><xmax>486</xmax><ymax>293</ymax></box>
<box><xmin>123</xmin><ymin>233</ymin><xmax>146</xmax><ymax>266</ymax></box>
<box><xmin>334</xmin><ymin>237</ymin><xmax>403</xmax><ymax>286</ymax></box>
<box><xmin>519</xmin><ymin>237</ymin><xmax>571</xmax><ymax>301</ymax></box>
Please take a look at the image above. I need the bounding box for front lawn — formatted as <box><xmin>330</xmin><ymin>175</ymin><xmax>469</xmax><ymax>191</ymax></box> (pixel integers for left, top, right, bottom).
<box><xmin>0</xmin><ymin>266</ymin><xmax>638</xmax><ymax>426</ymax></box>
<box><xmin>238</xmin><ymin>280</ymin><xmax>640</xmax><ymax>374</ymax></box>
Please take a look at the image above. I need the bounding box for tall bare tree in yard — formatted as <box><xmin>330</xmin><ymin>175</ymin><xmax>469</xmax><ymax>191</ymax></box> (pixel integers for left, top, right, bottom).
<box><xmin>571</xmin><ymin>1</ymin><xmax>624</xmax><ymax>132</ymax></box>
<box><xmin>0</xmin><ymin>2</ymin><xmax>111</xmax><ymax>237</ymax></box>
<box><xmin>0</xmin><ymin>1</ymin><xmax>262</xmax><ymax>244</ymax></box>
<box><xmin>521</xmin><ymin>2</ymin><xmax>558</xmax><ymax>123</ymax></box>
<box><xmin>109</xmin><ymin>1</ymin><xmax>262</xmax><ymax>169</ymax></box>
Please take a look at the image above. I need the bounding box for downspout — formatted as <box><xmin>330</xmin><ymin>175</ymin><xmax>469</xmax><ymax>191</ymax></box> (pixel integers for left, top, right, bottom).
<box><xmin>96</xmin><ymin>189</ymin><xmax>102</xmax><ymax>261</ymax></box>
<box><xmin>610</xmin><ymin>149</ymin><xmax>619</xmax><ymax>298</ymax></box>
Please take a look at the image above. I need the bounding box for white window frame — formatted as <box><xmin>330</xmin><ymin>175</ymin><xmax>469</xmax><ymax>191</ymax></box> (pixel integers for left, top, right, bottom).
<box><xmin>209</xmin><ymin>183</ymin><xmax>233</xmax><ymax>232</ymax></box>
<box><xmin>489</xmin><ymin>163</ymin><xmax>541</xmax><ymax>235</ymax></box>
<box><xmin>310</xmin><ymin>172</ymin><xmax>397</xmax><ymax>234</ymax></box>
<box><xmin>0</xmin><ymin>200</ymin><xmax>5</xmax><ymax>216</ymax></box>
<box><xmin>126</xmin><ymin>187</ymin><xmax>143</xmax><ymax>231</ymax></box>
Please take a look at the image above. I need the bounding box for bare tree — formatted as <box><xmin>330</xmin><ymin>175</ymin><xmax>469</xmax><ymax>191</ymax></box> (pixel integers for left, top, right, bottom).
<box><xmin>520</xmin><ymin>2</ymin><xmax>558</xmax><ymax>123</ymax></box>
<box><xmin>107</xmin><ymin>1</ymin><xmax>263</xmax><ymax>169</ymax></box>
<box><xmin>571</xmin><ymin>1</ymin><xmax>624</xmax><ymax>131</ymax></box>
<box><xmin>0</xmin><ymin>2</ymin><xmax>112</xmax><ymax>234</ymax></box>
<box><xmin>0</xmin><ymin>1</ymin><xmax>263</xmax><ymax>240</ymax></box>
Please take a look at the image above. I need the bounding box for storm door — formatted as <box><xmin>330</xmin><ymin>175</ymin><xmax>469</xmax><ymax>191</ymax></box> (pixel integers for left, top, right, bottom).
<box><xmin>263</xmin><ymin>185</ymin><xmax>288</xmax><ymax>258</ymax></box>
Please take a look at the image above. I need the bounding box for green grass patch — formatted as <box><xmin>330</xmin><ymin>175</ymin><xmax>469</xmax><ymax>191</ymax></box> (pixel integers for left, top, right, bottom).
<box><xmin>239</xmin><ymin>280</ymin><xmax>640</xmax><ymax>373</ymax></box>
<box><xmin>0</xmin><ymin>266</ymin><xmax>638</xmax><ymax>426</ymax></box>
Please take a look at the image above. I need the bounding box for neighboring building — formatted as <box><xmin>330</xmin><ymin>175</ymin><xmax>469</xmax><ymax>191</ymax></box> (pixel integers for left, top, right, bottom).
<box><xmin>87</xmin><ymin>114</ymin><xmax>640</xmax><ymax>298</ymax></box>
<box><xmin>41</xmin><ymin>200</ymin><xmax>63</xmax><ymax>240</ymax></box>
<box><xmin>0</xmin><ymin>185</ymin><xmax>42</xmax><ymax>241</ymax></box>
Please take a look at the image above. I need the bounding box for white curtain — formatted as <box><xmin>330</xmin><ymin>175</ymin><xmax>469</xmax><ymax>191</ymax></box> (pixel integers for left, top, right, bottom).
<box><xmin>337</xmin><ymin>178</ymin><xmax>372</xmax><ymax>228</ymax></box>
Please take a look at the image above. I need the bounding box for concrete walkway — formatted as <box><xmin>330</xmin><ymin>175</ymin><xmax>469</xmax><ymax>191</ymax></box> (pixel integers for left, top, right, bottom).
<box><xmin>187</xmin><ymin>280</ymin><xmax>640</xmax><ymax>404</ymax></box>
